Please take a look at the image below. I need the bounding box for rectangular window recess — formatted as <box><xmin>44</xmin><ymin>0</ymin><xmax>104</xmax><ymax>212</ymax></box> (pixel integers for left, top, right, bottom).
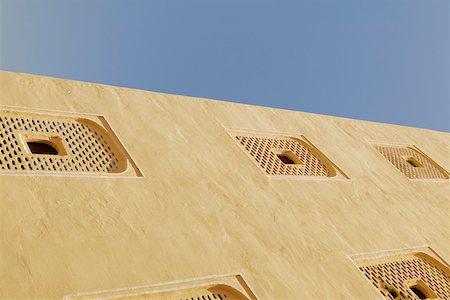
<box><xmin>349</xmin><ymin>246</ymin><xmax>450</xmax><ymax>300</ymax></box>
<box><xmin>22</xmin><ymin>133</ymin><xmax>68</xmax><ymax>156</ymax></box>
<box><xmin>371</xmin><ymin>142</ymin><xmax>449</xmax><ymax>180</ymax></box>
<box><xmin>63</xmin><ymin>273</ymin><xmax>259</xmax><ymax>300</ymax></box>
<box><xmin>273</xmin><ymin>149</ymin><xmax>303</xmax><ymax>165</ymax></box>
<box><xmin>227</xmin><ymin>128</ymin><xmax>349</xmax><ymax>180</ymax></box>
<box><xmin>402</xmin><ymin>156</ymin><xmax>423</xmax><ymax>168</ymax></box>
<box><xmin>0</xmin><ymin>105</ymin><xmax>142</xmax><ymax>177</ymax></box>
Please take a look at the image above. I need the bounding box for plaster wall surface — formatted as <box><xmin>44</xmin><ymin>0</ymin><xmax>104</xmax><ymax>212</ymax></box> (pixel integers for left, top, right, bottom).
<box><xmin>0</xmin><ymin>71</ymin><xmax>449</xmax><ymax>299</ymax></box>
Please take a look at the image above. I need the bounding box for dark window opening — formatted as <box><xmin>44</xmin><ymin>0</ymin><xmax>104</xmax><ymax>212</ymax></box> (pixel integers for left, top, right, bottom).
<box><xmin>27</xmin><ymin>142</ymin><xmax>58</xmax><ymax>155</ymax></box>
<box><xmin>277</xmin><ymin>154</ymin><xmax>295</xmax><ymax>165</ymax></box>
<box><xmin>274</xmin><ymin>149</ymin><xmax>303</xmax><ymax>165</ymax></box>
<box><xmin>388</xmin><ymin>289</ymin><xmax>398</xmax><ymax>298</ymax></box>
<box><xmin>405</xmin><ymin>157</ymin><xmax>423</xmax><ymax>168</ymax></box>
<box><xmin>410</xmin><ymin>287</ymin><xmax>427</xmax><ymax>299</ymax></box>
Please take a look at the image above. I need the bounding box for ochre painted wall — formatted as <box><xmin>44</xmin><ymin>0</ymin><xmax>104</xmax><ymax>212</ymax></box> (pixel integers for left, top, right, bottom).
<box><xmin>0</xmin><ymin>71</ymin><xmax>449</xmax><ymax>299</ymax></box>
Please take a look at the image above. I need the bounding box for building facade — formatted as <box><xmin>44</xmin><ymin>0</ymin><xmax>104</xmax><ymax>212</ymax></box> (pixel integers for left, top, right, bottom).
<box><xmin>0</xmin><ymin>71</ymin><xmax>449</xmax><ymax>299</ymax></box>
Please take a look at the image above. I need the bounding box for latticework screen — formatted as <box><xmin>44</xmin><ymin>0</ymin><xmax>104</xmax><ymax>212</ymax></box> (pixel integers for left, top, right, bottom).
<box><xmin>108</xmin><ymin>285</ymin><xmax>249</xmax><ymax>300</ymax></box>
<box><xmin>64</xmin><ymin>274</ymin><xmax>257</xmax><ymax>300</ymax></box>
<box><xmin>0</xmin><ymin>108</ymin><xmax>140</xmax><ymax>176</ymax></box>
<box><xmin>357</xmin><ymin>253</ymin><xmax>450</xmax><ymax>299</ymax></box>
<box><xmin>232</xmin><ymin>133</ymin><xmax>338</xmax><ymax>177</ymax></box>
<box><xmin>374</xmin><ymin>145</ymin><xmax>448</xmax><ymax>180</ymax></box>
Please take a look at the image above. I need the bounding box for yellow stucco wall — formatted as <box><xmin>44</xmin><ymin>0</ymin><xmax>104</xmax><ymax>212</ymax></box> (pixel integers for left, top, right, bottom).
<box><xmin>0</xmin><ymin>71</ymin><xmax>449</xmax><ymax>299</ymax></box>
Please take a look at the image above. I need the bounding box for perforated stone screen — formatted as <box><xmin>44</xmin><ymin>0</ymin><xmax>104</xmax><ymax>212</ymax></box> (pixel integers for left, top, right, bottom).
<box><xmin>97</xmin><ymin>285</ymin><xmax>247</xmax><ymax>300</ymax></box>
<box><xmin>0</xmin><ymin>107</ymin><xmax>141</xmax><ymax>177</ymax></box>
<box><xmin>230</xmin><ymin>131</ymin><xmax>346</xmax><ymax>178</ymax></box>
<box><xmin>64</xmin><ymin>274</ymin><xmax>257</xmax><ymax>300</ymax></box>
<box><xmin>374</xmin><ymin>144</ymin><xmax>448</xmax><ymax>180</ymax></box>
<box><xmin>353</xmin><ymin>249</ymin><xmax>450</xmax><ymax>300</ymax></box>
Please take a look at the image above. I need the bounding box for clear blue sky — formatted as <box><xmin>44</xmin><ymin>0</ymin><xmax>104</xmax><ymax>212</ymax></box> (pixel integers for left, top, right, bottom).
<box><xmin>1</xmin><ymin>0</ymin><xmax>449</xmax><ymax>131</ymax></box>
